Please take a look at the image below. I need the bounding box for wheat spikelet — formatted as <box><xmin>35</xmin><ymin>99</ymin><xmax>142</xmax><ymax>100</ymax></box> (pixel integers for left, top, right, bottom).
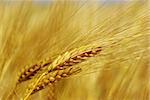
<box><xmin>17</xmin><ymin>57</ymin><xmax>51</xmax><ymax>83</ymax></box>
<box><xmin>47</xmin><ymin>86</ymin><xmax>57</xmax><ymax>100</ymax></box>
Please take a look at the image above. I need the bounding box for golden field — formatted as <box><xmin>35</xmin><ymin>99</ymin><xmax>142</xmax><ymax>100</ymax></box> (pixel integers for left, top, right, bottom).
<box><xmin>0</xmin><ymin>0</ymin><xmax>149</xmax><ymax>100</ymax></box>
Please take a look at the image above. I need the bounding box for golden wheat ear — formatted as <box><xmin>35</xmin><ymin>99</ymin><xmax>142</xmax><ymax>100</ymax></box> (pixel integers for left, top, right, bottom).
<box><xmin>30</xmin><ymin>67</ymin><xmax>82</xmax><ymax>95</ymax></box>
<box><xmin>23</xmin><ymin>45</ymin><xmax>102</xmax><ymax>99</ymax></box>
<box><xmin>49</xmin><ymin>46</ymin><xmax>102</xmax><ymax>72</ymax></box>
<box><xmin>47</xmin><ymin>46</ymin><xmax>102</xmax><ymax>73</ymax></box>
<box><xmin>17</xmin><ymin>57</ymin><xmax>51</xmax><ymax>83</ymax></box>
<box><xmin>17</xmin><ymin>46</ymin><xmax>101</xmax><ymax>84</ymax></box>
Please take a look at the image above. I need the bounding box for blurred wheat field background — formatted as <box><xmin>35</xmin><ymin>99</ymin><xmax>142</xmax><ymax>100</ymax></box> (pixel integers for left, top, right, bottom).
<box><xmin>0</xmin><ymin>0</ymin><xmax>149</xmax><ymax>100</ymax></box>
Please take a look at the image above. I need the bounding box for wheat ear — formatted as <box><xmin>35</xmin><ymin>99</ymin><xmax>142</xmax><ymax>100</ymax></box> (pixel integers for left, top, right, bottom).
<box><xmin>17</xmin><ymin>57</ymin><xmax>51</xmax><ymax>83</ymax></box>
<box><xmin>47</xmin><ymin>46</ymin><xmax>102</xmax><ymax>72</ymax></box>
<box><xmin>30</xmin><ymin>67</ymin><xmax>81</xmax><ymax>95</ymax></box>
<box><xmin>23</xmin><ymin>45</ymin><xmax>102</xmax><ymax>99</ymax></box>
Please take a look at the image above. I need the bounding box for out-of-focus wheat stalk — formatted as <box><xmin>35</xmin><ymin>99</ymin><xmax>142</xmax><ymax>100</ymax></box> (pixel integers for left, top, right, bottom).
<box><xmin>0</xmin><ymin>0</ymin><xmax>149</xmax><ymax>100</ymax></box>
